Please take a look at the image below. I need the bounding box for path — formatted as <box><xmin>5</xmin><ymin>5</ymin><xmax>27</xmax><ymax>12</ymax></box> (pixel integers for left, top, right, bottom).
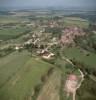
<box><xmin>60</xmin><ymin>48</ymin><xmax>84</xmax><ymax>100</ymax></box>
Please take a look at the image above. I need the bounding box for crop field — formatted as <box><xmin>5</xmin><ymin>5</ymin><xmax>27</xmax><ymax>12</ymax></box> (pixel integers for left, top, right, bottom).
<box><xmin>0</xmin><ymin>16</ymin><xmax>28</xmax><ymax>24</ymax></box>
<box><xmin>0</xmin><ymin>27</ymin><xmax>30</xmax><ymax>40</ymax></box>
<box><xmin>37</xmin><ymin>69</ymin><xmax>61</xmax><ymax>100</ymax></box>
<box><xmin>0</xmin><ymin>15</ymin><xmax>31</xmax><ymax>40</ymax></box>
<box><xmin>64</xmin><ymin>17</ymin><xmax>89</xmax><ymax>28</ymax></box>
<box><xmin>63</xmin><ymin>47</ymin><xmax>96</xmax><ymax>68</ymax></box>
<box><xmin>0</xmin><ymin>51</ymin><xmax>54</xmax><ymax>100</ymax></box>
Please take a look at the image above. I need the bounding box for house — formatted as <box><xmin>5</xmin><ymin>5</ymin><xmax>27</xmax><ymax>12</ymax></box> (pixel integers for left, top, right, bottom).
<box><xmin>15</xmin><ymin>44</ymin><xmax>23</xmax><ymax>51</ymax></box>
<box><xmin>42</xmin><ymin>52</ymin><xmax>55</xmax><ymax>59</ymax></box>
<box><xmin>24</xmin><ymin>39</ymin><xmax>33</xmax><ymax>45</ymax></box>
<box><xmin>37</xmin><ymin>49</ymin><xmax>55</xmax><ymax>59</ymax></box>
<box><xmin>15</xmin><ymin>46</ymin><xmax>19</xmax><ymax>50</ymax></box>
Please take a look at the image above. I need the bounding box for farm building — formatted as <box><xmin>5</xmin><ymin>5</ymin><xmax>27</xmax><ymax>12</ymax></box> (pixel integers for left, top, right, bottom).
<box><xmin>37</xmin><ymin>49</ymin><xmax>55</xmax><ymax>59</ymax></box>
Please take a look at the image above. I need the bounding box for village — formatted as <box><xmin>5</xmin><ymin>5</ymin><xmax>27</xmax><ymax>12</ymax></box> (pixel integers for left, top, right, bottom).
<box><xmin>0</xmin><ymin>10</ymin><xmax>96</xmax><ymax>100</ymax></box>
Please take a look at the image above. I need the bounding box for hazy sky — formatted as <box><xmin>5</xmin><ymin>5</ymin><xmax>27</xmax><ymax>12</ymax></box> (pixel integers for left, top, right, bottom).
<box><xmin>0</xmin><ymin>0</ymin><xmax>96</xmax><ymax>9</ymax></box>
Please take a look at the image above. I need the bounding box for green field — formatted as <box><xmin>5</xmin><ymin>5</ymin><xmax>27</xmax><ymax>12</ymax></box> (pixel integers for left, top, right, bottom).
<box><xmin>63</xmin><ymin>47</ymin><xmax>96</xmax><ymax>68</ymax></box>
<box><xmin>0</xmin><ymin>15</ymin><xmax>31</xmax><ymax>40</ymax></box>
<box><xmin>0</xmin><ymin>27</ymin><xmax>30</xmax><ymax>40</ymax></box>
<box><xmin>0</xmin><ymin>16</ymin><xmax>28</xmax><ymax>24</ymax></box>
<box><xmin>37</xmin><ymin>69</ymin><xmax>61</xmax><ymax>100</ymax></box>
<box><xmin>64</xmin><ymin>17</ymin><xmax>89</xmax><ymax>28</ymax></box>
<box><xmin>0</xmin><ymin>51</ymin><xmax>54</xmax><ymax>100</ymax></box>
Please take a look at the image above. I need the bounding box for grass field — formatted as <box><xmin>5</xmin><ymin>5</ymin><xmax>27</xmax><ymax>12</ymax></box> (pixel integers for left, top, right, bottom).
<box><xmin>0</xmin><ymin>51</ymin><xmax>54</xmax><ymax>100</ymax></box>
<box><xmin>63</xmin><ymin>47</ymin><xmax>96</xmax><ymax>68</ymax></box>
<box><xmin>0</xmin><ymin>16</ymin><xmax>28</xmax><ymax>24</ymax></box>
<box><xmin>0</xmin><ymin>27</ymin><xmax>29</xmax><ymax>40</ymax></box>
<box><xmin>37</xmin><ymin>69</ymin><xmax>61</xmax><ymax>100</ymax></box>
<box><xmin>64</xmin><ymin>17</ymin><xmax>89</xmax><ymax>28</ymax></box>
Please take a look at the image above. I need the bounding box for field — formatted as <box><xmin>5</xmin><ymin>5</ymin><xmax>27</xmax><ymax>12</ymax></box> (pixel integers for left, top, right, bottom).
<box><xmin>0</xmin><ymin>15</ymin><xmax>31</xmax><ymax>40</ymax></box>
<box><xmin>0</xmin><ymin>51</ymin><xmax>54</xmax><ymax>100</ymax></box>
<box><xmin>0</xmin><ymin>27</ymin><xmax>30</xmax><ymax>40</ymax></box>
<box><xmin>63</xmin><ymin>47</ymin><xmax>96</xmax><ymax>68</ymax></box>
<box><xmin>0</xmin><ymin>16</ymin><xmax>28</xmax><ymax>24</ymax></box>
<box><xmin>64</xmin><ymin>17</ymin><xmax>89</xmax><ymax>28</ymax></box>
<box><xmin>37</xmin><ymin>69</ymin><xmax>61</xmax><ymax>100</ymax></box>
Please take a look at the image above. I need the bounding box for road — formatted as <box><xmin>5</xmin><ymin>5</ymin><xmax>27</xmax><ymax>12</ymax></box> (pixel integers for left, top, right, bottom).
<box><xmin>60</xmin><ymin>48</ymin><xmax>84</xmax><ymax>100</ymax></box>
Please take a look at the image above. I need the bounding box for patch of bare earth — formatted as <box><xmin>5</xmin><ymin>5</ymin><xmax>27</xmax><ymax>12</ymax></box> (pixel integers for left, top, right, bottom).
<box><xmin>37</xmin><ymin>70</ymin><xmax>61</xmax><ymax>100</ymax></box>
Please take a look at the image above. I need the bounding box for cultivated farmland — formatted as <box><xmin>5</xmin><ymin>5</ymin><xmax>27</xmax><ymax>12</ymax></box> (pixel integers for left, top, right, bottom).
<box><xmin>0</xmin><ymin>27</ymin><xmax>30</xmax><ymax>40</ymax></box>
<box><xmin>64</xmin><ymin>17</ymin><xmax>89</xmax><ymax>28</ymax></box>
<box><xmin>63</xmin><ymin>47</ymin><xmax>96</xmax><ymax>68</ymax></box>
<box><xmin>0</xmin><ymin>51</ymin><xmax>54</xmax><ymax>100</ymax></box>
<box><xmin>37</xmin><ymin>69</ymin><xmax>61</xmax><ymax>100</ymax></box>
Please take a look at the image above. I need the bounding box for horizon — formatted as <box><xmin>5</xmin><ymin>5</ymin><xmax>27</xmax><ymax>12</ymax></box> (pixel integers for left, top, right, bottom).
<box><xmin>0</xmin><ymin>0</ymin><xmax>96</xmax><ymax>10</ymax></box>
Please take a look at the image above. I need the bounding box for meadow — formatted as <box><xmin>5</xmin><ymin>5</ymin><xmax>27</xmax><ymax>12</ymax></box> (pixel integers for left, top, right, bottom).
<box><xmin>0</xmin><ymin>16</ymin><xmax>28</xmax><ymax>24</ymax></box>
<box><xmin>0</xmin><ymin>51</ymin><xmax>54</xmax><ymax>100</ymax></box>
<box><xmin>63</xmin><ymin>47</ymin><xmax>96</xmax><ymax>68</ymax></box>
<box><xmin>0</xmin><ymin>27</ymin><xmax>30</xmax><ymax>40</ymax></box>
<box><xmin>0</xmin><ymin>15</ymin><xmax>31</xmax><ymax>40</ymax></box>
<box><xmin>64</xmin><ymin>17</ymin><xmax>89</xmax><ymax>28</ymax></box>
